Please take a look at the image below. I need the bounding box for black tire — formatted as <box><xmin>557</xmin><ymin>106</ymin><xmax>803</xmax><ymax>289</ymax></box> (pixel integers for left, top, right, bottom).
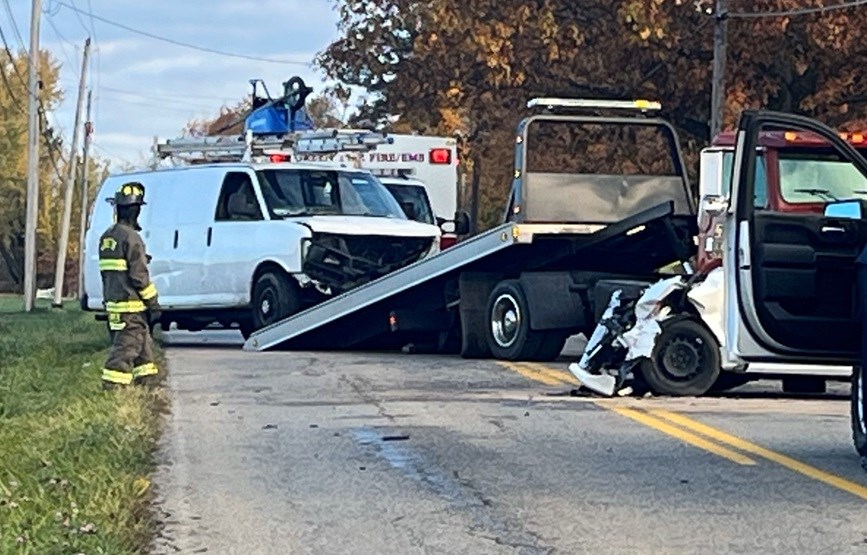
<box><xmin>251</xmin><ymin>271</ymin><xmax>301</xmax><ymax>332</ymax></box>
<box><xmin>529</xmin><ymin>331</ymin><xmax>569</xmax><ymax>362</ymax></box>
<box><xmin>637</xmin><ymin>317</ymin><xmax>721</xmax><ymax>396</ymax></box>
<box><xmin>851</xmin><ymin>365</ymin><xmax>867</xmax><ymax>465</ymax></box>
<box><xmin>485</xmin><ymin>280</ymin><xmax>543</xmax><ymax>360</ymax></box>
<box><xmin>709</xmin><ymin>373</ymin><xmax>752</xmax><ymax>393</ymax></box>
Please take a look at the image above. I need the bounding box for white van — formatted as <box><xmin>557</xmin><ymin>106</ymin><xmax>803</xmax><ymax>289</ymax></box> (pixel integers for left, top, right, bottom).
<box><xmin>82</xmin><ymin>162</ymin><xmax>442</xmax><ymax>337</ymax></box>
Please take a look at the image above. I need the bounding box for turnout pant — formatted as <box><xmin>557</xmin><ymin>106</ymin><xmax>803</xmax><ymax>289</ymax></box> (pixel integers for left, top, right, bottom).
<box><xmin>102</xmin><ymin>312</ymin><xmax>158</xmax><ymax>385</ymax></box>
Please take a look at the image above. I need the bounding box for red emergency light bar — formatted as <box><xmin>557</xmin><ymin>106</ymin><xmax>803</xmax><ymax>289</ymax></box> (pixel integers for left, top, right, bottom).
<box><xmin>429</xmin><ymin>148</ymin><xmax>452</xmax><ymax>165</ymax></box>
<box><xmin>269</xmin><ymin>153</ymin><xmax>290</xmax><ymax>162</ymax></box>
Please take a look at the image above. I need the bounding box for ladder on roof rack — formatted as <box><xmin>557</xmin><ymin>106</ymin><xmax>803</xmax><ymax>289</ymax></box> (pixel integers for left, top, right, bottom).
<box><xmin>151</xmin><ymin>128</ymin><xmax>395</xmax><ymax>166</ymax></box>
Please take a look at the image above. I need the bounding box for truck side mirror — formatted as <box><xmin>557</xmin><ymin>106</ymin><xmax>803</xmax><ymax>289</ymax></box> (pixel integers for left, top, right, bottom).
<box><xmin>453</xmin><ymin>210</ymin><xmax>471</xmax><ymax>235</ymax></box>
<box><xmin>700</xmin><ymin>194</ymin><xmax>728</xmax><ymax>218</ymax></box>
<box><xmin>825</xmin><ymin>199</ymin><xmax>865</xmax><ymax>220</ymax></box>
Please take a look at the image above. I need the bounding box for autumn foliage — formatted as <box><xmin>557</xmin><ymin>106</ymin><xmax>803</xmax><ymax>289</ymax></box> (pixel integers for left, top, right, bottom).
<box><xmin>316</xmin><ymin>0</ymin><xmax>867</xmax><ymax>228</ymax></box>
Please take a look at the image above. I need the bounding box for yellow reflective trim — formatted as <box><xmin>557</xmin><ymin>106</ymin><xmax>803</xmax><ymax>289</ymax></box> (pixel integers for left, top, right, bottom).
<box><xmin>99</xmin><ymin>258</ymin><xmax>128</xmax><ymax>271</ymax></box>
<box><xmin>139</xmin><ymin>283</ymin><xmax>157</xmax><ymax>300</ymax></box>
<box><xmin>102</xmin><ymin>369</ymin><xmax>133</xmax><ymax>385</ymax></box>
<box><xmin>132</xmin><ymin>363</ymin><xmax>158</xmax><ymax>378</ymax></box>
<box><xmin>105</xmin><ymin>300</ymin><xmax>146</xmax><ymax>313</ymax></box>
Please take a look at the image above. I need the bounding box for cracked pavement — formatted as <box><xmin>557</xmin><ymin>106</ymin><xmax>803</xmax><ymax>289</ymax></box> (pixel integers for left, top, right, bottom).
<box><xmin>151</xmin><ymin>341</ymin><xmax>867</xmax><ymax>554</ymax></box>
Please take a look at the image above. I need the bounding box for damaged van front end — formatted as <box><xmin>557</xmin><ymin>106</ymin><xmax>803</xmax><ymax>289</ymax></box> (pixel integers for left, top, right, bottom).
<box><xmin>301</xmin><ymin>232</ymin><xmax>437</xmax><ymax>294</ymax></box>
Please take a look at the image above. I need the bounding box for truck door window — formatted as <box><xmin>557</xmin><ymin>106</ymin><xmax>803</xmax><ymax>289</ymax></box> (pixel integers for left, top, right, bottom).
<box><xmin>216</xmin><ymin>172</ymin><xmax>263</xmax><ymax>221</ymax></box>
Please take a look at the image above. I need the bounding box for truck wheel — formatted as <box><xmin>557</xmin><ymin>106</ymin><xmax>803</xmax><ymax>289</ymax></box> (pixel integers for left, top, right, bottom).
<box><xmin>530</xmin><ymin>331</ymin><xmax>569</xmax><ymax>362</ymax></box>
<box><xmin>851</xmin><ymin>365</ymin><xmax>867</xmax><ymax>467</ymax></box>
<box><xmin>638</xmin><ymin>317</ymin><xmax>720</xmax><ymax>396</ymax></box>
<box><xmin>251</xmin><ymin>271</ymin><xmax>300</xmax><ymax>332</ymax></box>
<box><xmin>486</xmin><ymin>280</ymin><xmax>542</xmax><ymax>360</ymax></box>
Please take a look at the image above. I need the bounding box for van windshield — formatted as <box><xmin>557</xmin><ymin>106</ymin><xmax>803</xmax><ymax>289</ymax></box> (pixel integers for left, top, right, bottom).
<box><xmin>256</xmin><ymin>169</ymin><xmax>408</xmax><ymax>219</ymax></box>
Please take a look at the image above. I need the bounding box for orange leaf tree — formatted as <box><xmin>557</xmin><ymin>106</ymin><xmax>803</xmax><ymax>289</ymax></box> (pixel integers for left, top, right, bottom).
<box><xmin>317</xmin><ymin>0</ymin><xmax>867</xmax><ymax>228</ymax></box>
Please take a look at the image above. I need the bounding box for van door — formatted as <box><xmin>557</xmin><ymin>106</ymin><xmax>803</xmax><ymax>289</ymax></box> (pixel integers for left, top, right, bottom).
<box><xmin>202</xmin><ymin>170</ymin><xmax>268</xmax><ymax>306</ymax></box>
<box><xmin>725</xmin><ymin>110</ymin><xmax>867</xmax><ymax>365</ymax></box>
<box><xmin>167</xmin><ymin>168</ymin><xmax>222</xmax><ymax>305</ymax></box>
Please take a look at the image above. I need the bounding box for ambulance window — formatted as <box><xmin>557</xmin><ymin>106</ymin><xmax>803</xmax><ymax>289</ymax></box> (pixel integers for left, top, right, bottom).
<box><xmin>216</xmin><ymin>172</ymin><xmax>263</xmax><ymax>221</ymax></box>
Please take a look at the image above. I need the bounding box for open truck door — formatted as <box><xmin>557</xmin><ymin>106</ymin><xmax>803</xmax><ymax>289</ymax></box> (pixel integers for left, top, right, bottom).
<box><xmin>721</xmin><ymin>110</ymin><xmax>867</xmax><ymax>464</ymax></box>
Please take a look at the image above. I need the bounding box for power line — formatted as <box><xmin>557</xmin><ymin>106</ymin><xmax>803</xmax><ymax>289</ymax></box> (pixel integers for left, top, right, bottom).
<box><xmin>728</xmin><ymin>0</ymin><xmax>867</xmax><ymax>18</ymax></box>
<box><xmin>1</xmin><ymin>0</ymin><xmax>25</xmax><ymax>49</ymax></box>
<box><xmin>44</xmin><ymin>14</ymin><xmax>76</xmax><ymax>67</ymax></box>
<box><xmin>55</xmin><ymin>1</ymin><xmax>312</xmax><ymax>66</ymax></box>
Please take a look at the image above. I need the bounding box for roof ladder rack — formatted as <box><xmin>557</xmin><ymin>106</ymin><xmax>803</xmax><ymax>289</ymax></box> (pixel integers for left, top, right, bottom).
<box><xmin>152</xmin><ymin>128</ymin><xmax>395</xmax><ymax>166</ymax></box>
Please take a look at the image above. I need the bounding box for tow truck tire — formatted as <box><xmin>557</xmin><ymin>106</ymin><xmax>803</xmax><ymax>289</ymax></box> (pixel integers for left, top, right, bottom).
<box><xmin>250</xmin><ymin>271</ymin><xmax>300</xmax><ymax>333</ymax></box>
<box><xmin>486</xmin><ymin>280</ymin><xmax>542</xmax><ymax>361</ymax></box>
<box><xmin>851</xmin><ymin>365</ymin><xmax>867</xmax><ymax>465</ymax></box>
<box><xmin>638</xmin><ymin>317</ymin><xmax>721</xmax><ymax>396</ymax></box>
<box><xmin>530</xmin><ymin>331</ymin><xmax>569</xmax><ymax>362</ymax></box>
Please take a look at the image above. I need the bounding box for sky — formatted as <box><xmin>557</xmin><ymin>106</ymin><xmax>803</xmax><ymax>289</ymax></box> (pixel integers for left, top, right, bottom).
<box><xmin>3</xmin><ymin>0</ymin><xmax>346</xmax><ymax>168</ymax></box>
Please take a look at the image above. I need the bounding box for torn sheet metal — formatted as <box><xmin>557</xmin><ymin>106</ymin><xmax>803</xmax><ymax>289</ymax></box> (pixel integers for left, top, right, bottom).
<box><xmin>568</xmin><ymin>276</ymin><xmax>686</xmax><ymax>397</ymax></box>
<box><xmin>620</xmin><ymin>276</ymin><xmax>684</xmax><ymax>361</ymax></box>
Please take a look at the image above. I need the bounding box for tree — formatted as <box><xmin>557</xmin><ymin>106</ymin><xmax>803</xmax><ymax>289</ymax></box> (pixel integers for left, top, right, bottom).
<box><xmin>317</xmin><ymin>0</ymin><xmax>867</xmax><ymax>228</ymax></box>
<box><xmin>0</xmin><ymin>48</ymin><xmax>109</xmax><ymax>293</ymax></box>
<box><xmin>182</xmin><ymin>91</ymin><xmax>349</xmax><ymax>137</ymax></box>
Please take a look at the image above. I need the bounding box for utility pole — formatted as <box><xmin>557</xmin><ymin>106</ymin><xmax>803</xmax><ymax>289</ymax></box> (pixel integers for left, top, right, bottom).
<box><xmin>52</xmin><ymin>37</ymin><xmax>90</xmax><ymax>308</ymax></box>
<box><xmin>23</xmin><ymin>0</ymin><xmax>42</xmax><ymax>312</ymax></box>
<box><xmin>76</xmin><ymin>89</ymin><xmax>93</xmax><ymax>301</ymax></box>
<box><xmin>710</xmin><ymin>0</ymin><xmax>728</xmax><ymax>140</ymax></box>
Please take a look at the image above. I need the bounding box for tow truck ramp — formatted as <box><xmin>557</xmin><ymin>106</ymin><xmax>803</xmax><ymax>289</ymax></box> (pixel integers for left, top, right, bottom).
<box><xmin>243</xmin><ymin>201</ymin><xmax>691</xmax><ymax>353</ymax></box>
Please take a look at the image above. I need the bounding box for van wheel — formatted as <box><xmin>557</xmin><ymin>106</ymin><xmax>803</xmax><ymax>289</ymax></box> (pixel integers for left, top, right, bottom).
<box><xmin>486</xmin><ymin>280</ymin><xmax>542</xmax><ymax>360</ymax></box>
<box><xmin>851</xmin><ymin>365</ymin><xmax>867</xmax><ymax>468</ymax></box>
<box><xmin>637</xmin><ymin>317</ymin><xmax>720</xmax><ymax>396</ymax></box>
<box><xmin>251</xmin><ymin>271</ymin><xmax>300</xmax><ymax>332</ymax></box>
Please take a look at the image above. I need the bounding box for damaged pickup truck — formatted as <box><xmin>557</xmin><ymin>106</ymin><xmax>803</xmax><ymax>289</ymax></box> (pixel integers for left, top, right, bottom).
<box><xmin>82</xmin><ymin>162</ymin><xmax>444</xmax><ymax>337</ymax></box>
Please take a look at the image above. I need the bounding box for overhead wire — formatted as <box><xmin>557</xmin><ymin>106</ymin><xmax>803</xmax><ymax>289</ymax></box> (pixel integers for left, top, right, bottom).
<box><xmin>54</xmin><ymin>1</ymin><xmax>312</xmax><ymax>66</ymax></box>
<box><xmin>727</xmin><ymin>0</ymin><xmax>867</xmax><ymax>18</ymax></box>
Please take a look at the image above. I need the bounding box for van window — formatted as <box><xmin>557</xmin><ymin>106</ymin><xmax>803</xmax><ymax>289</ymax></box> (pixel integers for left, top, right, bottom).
<box><xmin>215</xmin><ymin>172</ymin><xmax>263</xmax><ymax>221</ymax></box>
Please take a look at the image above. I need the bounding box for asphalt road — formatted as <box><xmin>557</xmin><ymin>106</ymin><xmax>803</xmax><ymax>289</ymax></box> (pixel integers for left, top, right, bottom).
<box><xmin>151</xmin><ymin>340</ymin><xmax>867</xmax><ymax>554</ymax></box>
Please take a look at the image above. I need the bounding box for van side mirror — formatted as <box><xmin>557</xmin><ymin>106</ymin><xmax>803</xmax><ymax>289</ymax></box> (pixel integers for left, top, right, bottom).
<box><xmin>824</xmin><ymin>199</ymin><xmax>865</xmax><ymax>220</ymax></box>
<box><xmin>452</xmin><ymin>210</ymin><xmax>471</xmax><ymax>235</ymax></box>
<box><xmin>700</xmin><ymin>194</ymin><xmax>728</xmax><ymax>218</ymax></box>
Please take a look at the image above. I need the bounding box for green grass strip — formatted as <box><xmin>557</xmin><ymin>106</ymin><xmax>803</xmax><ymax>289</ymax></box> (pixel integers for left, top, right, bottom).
<box><xmin>0</xmin><ymin>296</ymin><xmax>166</xmax><ymax>553</ymax></box>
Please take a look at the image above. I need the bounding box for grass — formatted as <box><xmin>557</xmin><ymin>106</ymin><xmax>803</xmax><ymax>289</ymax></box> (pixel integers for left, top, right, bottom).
<box><xmin>0</xmin><ymin>295</ymin><xmax>167</xmax><ymax>554</ymax></box>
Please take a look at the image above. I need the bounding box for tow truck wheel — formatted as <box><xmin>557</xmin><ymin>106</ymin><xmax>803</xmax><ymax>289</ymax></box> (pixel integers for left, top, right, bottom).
<box><xmin>638</xmin><ymin>317</ymin><xmax>720</xmax><ymax>396</ymax></box>
<box><xmin>851</xmin><ymin>365</ymin><xmax>867</xmax><ymax>466</ymax></box>
<box><xmin>251</xmin><ymin>271</ymin><xmax>300</xmax><ymax>333</ymax></box>
<box><xmin>486</xmin><ymin>280</ymin><xmax>542</xmax><ymax>360</ymax></box>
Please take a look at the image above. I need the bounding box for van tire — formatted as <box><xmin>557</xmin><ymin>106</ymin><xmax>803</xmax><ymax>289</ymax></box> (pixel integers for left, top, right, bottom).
<box><xmin>486</xmin><ymin>280</ymin><xmax>542</xmax><ymax>360</ymax></box>
<box><xmin>251</xmin><ymin>271</ymin><xmax>300</xmax><ymax>333</ymax></box>
<box><xmin>637</xmin><ymin>317</ymin><xmax>721</xmax><ymax>396</ymax></box>
<box><xmin>851</xmin><ymin>365</ymin><xmax>867</xmax><ymax>467</ymax></box>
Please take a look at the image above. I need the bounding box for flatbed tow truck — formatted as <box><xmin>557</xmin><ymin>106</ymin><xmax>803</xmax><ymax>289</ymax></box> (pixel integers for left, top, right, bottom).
<box><xmin>244</xmin><ymin>98</ymin><xmax>703</xmax><ymax>384</ymax></box>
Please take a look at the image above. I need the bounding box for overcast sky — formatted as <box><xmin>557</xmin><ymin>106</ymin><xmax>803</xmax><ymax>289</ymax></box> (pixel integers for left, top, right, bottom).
<box><xmin>4</xmin><ymin>0</ymin><xmax>344</xmax><ymax>168</ymax></box>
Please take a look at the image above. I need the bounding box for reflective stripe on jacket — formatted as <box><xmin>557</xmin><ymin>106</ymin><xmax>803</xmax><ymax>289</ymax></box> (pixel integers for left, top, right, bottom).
<box><xmin>98</xmin><ymin>223</ymin><xmax>158</xmax><ymax>313</ymax></box>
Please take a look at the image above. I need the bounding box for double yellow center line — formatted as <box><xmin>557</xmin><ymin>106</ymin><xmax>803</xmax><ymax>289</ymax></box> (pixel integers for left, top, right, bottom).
<box><xmin>500</xmin><ymin>361</ymin><xmax>867</xmax><ymax>501</ymax></box>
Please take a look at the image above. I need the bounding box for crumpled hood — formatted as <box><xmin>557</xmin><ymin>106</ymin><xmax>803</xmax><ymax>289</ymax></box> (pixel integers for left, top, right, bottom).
<box><xmin>292</xmin><ymin>215</ymin><xmax>440</xmax><ymax>238</ymax></box>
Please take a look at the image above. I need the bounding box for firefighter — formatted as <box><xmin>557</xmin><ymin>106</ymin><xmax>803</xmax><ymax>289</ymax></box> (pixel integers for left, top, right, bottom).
<box><xmin>98</xmin><ymin>181</ymin><xmax>161</xmax><ymax>390</ymax></box>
